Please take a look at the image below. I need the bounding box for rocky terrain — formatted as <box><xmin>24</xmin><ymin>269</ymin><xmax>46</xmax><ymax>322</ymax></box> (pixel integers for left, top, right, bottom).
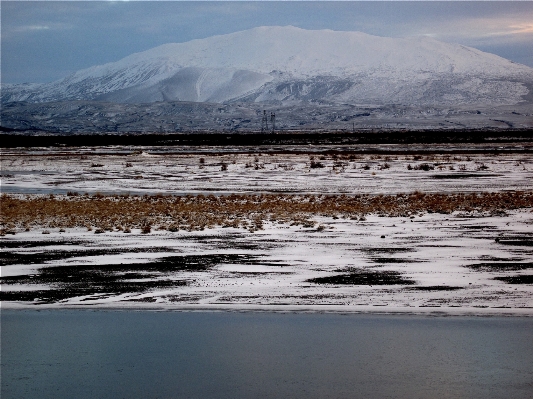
<box><xmin>1</xmin><ymin>100</ymin><xmax>532</xmax><ymax>134</ymax></box>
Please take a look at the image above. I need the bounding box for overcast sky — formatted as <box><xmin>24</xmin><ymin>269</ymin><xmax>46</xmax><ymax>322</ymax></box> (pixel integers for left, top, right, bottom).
<box><xmin>2</xmin><ymin>1</ymin><xmax>533</xmax><ymax>84</ymax></box>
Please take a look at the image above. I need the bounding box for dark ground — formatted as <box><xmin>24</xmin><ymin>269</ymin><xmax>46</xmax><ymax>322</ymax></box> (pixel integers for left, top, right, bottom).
<box><xmin>1</xmin><ymin>129</ymin><xmax>533</xmax><ymax>148</ymax></box>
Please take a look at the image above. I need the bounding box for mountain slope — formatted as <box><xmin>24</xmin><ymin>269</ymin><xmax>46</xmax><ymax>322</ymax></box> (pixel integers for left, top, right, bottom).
<box><xmin>2</xmin><ymin>26</ymin><xmax>533</xmax><ymax>106</ymax></box>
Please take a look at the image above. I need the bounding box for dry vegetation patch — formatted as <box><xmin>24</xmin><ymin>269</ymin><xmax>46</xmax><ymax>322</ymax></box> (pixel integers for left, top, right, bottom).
<box><xmin>1</xmin><ymin>191</ymin><xmax>532</xmax><ymax>234</ymax></box>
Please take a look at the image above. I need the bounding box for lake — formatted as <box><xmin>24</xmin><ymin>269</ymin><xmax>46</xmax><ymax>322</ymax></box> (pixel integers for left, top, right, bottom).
<box><xmin>2</xmin><ymin>310</ymin><xmax>532</xmax><ymax>399</ymax></box>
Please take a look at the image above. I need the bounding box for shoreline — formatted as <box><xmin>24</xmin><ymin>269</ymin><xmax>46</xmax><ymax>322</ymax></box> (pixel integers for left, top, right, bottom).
<box><xmin>3</xmin><ymin>302</ymin><xmax>533</xmax><ymax>317</ymax></box>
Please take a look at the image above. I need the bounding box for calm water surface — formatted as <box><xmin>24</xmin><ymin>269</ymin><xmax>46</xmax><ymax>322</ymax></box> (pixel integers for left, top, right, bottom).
<box><xmin>2</xmin><ymin>310</ymin><xmax>532</xmax><ymax>399</ymax></box>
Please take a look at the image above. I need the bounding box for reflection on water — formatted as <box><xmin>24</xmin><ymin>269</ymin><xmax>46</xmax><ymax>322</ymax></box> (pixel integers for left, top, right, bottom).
<box><xmin>2</xmin><ymin>311</ymin><xmax>532</xmax><ymax>399</ymax></box>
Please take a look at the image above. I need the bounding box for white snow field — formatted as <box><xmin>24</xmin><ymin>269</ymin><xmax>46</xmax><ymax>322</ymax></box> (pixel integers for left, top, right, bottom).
<box><xmin>3</xmin><ymin>26</ymin><xmax>533</xmax><ymax>106</ymax></box>
<box><xmin>1</xmin><ymin>144</ymin><xmax>533</xmax><ymax>196</ymax></box>
<box><xmin>1</xmin><ymin>146</ymin><xmax>532</xmax><ymax>314</ymax></box>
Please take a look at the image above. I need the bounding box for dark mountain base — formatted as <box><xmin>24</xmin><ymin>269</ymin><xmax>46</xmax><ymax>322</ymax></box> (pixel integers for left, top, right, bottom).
<box><xmin>1</xmin><ymin>100</ymin><xmax>531</xmax><ymax>136</ymax></box>
<box><xmin>1</xmin><ymin>130</ymin><xmax>533</xmax><ymax>149</ymax></box>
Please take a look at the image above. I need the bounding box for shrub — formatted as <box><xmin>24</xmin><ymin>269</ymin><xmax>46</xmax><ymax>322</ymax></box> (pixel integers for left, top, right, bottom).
<box><xmin>168</xmin><ymin>224</ymin><xmax>179</xmax><ymax>232</ymax></box>
<box><xmin>2</xmin><ymin>192</ymin><xmax>532</xmax><ymax>235</ymax></box>
<box><xmin>310</xmin><ymin>161</ymin><xmax>325</xmax><ymax>169</ymax></box>
<box><xmin>414</xmin><ymin>163</ymin><xmax>434</xmax><ymax>171</ymax></box>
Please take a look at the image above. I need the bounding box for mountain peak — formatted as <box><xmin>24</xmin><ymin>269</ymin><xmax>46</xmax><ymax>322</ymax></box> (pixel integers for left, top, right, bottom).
<box><xmin>2</xmin><ymin>26</ymin><xmax>532</xmax><ymax>106</ymax></box>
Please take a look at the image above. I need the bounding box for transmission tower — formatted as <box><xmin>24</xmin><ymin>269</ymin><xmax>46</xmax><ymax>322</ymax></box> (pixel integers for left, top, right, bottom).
<box><xmin>270</xmin><ymin>112</ymin><xmax>276</xmax><ymax>133</ymax></box>
<box><xmin>261</xmin><ymin>110</ymin><xmax>269</xmax><ymax>133</ymax></box>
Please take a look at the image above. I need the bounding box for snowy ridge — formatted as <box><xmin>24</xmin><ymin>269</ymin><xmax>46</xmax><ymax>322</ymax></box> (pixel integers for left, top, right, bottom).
<box><xmin>2</xmin><ymin>26</ymin><xmax>533</xmax><ymax>106</ymax></box>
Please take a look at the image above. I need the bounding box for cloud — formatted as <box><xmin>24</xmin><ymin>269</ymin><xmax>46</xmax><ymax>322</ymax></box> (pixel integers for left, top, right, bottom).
<box><xmin>484</xmin><ymin>23</ymin><xmax>533</xmax><ymax>37</ymax></box>
<box><xmin>16</xmin><ymin>25</ymin><xmax>50</xmax><ymax>32</ymax></box>
<box><xmin>11</xmin><ymin>23</ymin><xmax>72</xmax><ymax>34</ymax></box>
<box><xmin>395</xmin><ymin>12</ymin><xmax>533</xmax><ymax>47</ymax></box>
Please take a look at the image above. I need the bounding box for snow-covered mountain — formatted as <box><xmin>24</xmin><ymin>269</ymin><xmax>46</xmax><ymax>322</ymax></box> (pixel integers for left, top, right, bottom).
<box><xmin>3</xmin><ymin>26</ymin><xmax>533</xmax><ymax>106</ymax></box>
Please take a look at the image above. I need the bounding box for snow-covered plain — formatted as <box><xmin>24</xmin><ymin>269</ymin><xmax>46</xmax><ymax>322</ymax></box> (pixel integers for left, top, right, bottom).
<box><xmin>1</xmin><ymin>145</ymin><xmax>532</xmax><ymax>314</ymax></box>
<box><xmin>2</xmin><ymin>144</ymin><xmax>532</xmax><ymax>195</ymax></box>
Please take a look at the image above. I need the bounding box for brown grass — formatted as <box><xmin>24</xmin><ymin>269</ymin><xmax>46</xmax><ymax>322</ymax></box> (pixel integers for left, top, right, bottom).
<box><xmin>1</xmin><ymin>191</ymin><xmax>532</xmax><ymax>234</ymax></box>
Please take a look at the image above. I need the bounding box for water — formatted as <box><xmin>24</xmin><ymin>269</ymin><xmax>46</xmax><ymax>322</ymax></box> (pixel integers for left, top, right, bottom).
<box><xmin>2</xmin><ymin>310</ymin><xmax>532</xmax><ymax>399</ymax></box>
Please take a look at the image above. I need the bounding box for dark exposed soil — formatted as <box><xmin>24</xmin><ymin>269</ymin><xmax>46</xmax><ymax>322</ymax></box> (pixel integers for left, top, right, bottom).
<box><xmin>1</xmin><ymin>248</ymin><xmax>131</xmax><ymax>266</ymax></box>
<box><xmin>362</xmin><ymin>248</ymin><xmax>415</xmax><ymax>254</ymax></box>
<box><xmin>408</xmin><ymin>286</ymin><xmax>463</xmax><ymax>291</ymax></box>
<box><xmin>466</xmin><ymin>262</ymin><xmax>533</xmax><ymax>272</ymax></box>
<box><xmin>229</xmin><ymin>271</ymin><xmax>290</xmax><ymax>276</ymax></box>
<box><xmin>141</xmin><ymin>254</ymin><xmax>259</xmax><ymax>271</ymax></box>
<box><xmin>186</xmin><ymin>234</ymin><xmax>275</xmax><ymax>251</ymax></box>
<box><xmin>0</xmin><ymin>239</ymin><xmax>89</xmax><ymax>249</ymax></box>
<box><xmin>370</xmin><ymin>257</ymin><xmax>420</xmax><ymax>264</ymax></box>
<box><xmin>431</xmin><ymin>173</ymin><xmax>501</xmax><ymax>179</ymax></box>
<box><xmin>495</xmin><ymin>238</ymin><xmax>533</xmax><ymax>247</ymax></box>
<box><xmin>306</xmin><ymin>270</ymin><xmax>415</xmax><ymax>285</ymax></box>
<box><xmin>0</xmin><ymin>240</ymin><xmax>174</xmax><ymax>266</ymax></box>
<box><xmin>0</xmin><ymin>279</ymin><xmax>186</xmax><ymax>303</ymax></box>
<box><xmin>493</xmin><ymin>275</ymin><xmax>533</xmax><ymax>284</ymax></box>
<box><xmin>124</xmin><ymin>296</ymin><xmax>158</xmax><ymax>303</ymax></box>
<box><xmin>460</xmin><ymin>225</ymin><xmax>497</xmax><ymax>230</ymax></box>
<box><xmin>163</xmin><ymin>294</ymin><xmax>206</xmax><ymax>303</ymax></box>
<box><xmin>0</xmin><ymin>253</ymin><xmax>261</xmax><ymax>303</ymax></box>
